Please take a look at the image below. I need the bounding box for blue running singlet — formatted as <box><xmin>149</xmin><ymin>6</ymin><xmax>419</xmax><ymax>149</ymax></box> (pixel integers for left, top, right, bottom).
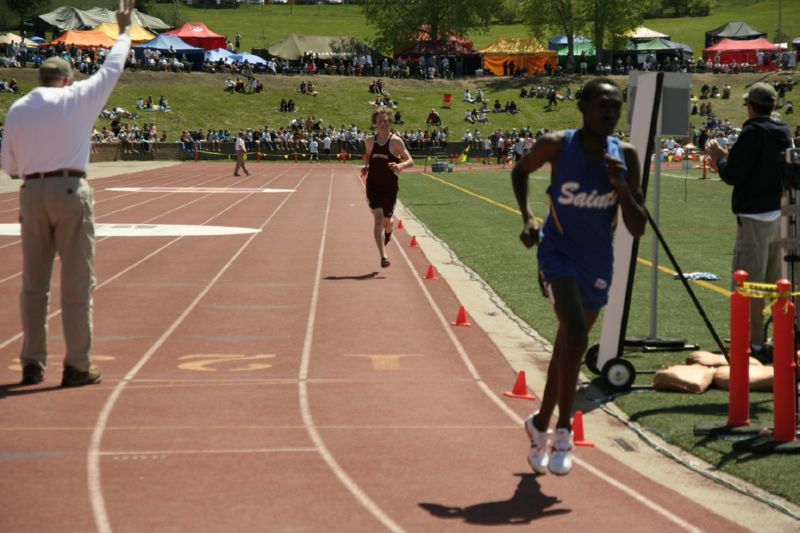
<box><xmin>537</xmin><ymin>129</ymin><xmax>627</xmax><ymax>309</ymax></box>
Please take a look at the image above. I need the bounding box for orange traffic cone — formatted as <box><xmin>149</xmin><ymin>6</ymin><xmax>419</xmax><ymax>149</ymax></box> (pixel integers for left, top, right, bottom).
<box><xmin>503</xmin><ymin>370</ymin><xmax>537</xmax><ymax>401</ymax></box>
<box><xmin>396</xmin><ymin>219</ymin><xmax>404</xmax><ymax>231</ymax></box>
<box><xmin>409</xmin><ymin>235</ymin><xmax>419</xmax><ymax>248</ymax></box>
<box><xmin>424</xmin><ymin>264</ymin><xmax>437</xmax><ymax>280</ymax></box>
<box><xmin>452</xmin><ymin>305</ymin><xmax>471</xmax><ymax>326</ymax></box>
<box><xmin>573</xmin><ymin>410</ymin><xmax>595</xmax><ymax>447</ymax></box>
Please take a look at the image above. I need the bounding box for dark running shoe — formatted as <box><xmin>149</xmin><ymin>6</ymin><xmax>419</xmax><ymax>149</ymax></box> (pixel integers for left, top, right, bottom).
<box><xmin>21</xmin><ymin>363</ymin><xmax>44</xmax><ymax>385</ymax></box>
<box><xmin>384</xmin><ymin>231</ymin><xmax>392</xmax><ymax>245</ymax></box>
<box><xmin>381</xmin><ymin>257</ymin><xmax>391</xmax><ymax>268</ymax></box>
<box><xmin>61</xmin><ymin>365</ymin><xmax>103</xmax><ymax>387</ymax></box>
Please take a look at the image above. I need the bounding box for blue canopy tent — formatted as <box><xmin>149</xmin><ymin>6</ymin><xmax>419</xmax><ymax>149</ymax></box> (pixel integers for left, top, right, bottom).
<box><xmin>548</xmin><ymin>34</ymin><xmax>591</xmax><ymax>51</ymax></box>
<box><xmin>135</xmin><ymin>34</ymin><xmax>204</xmax><ymax>70</ymax></box>
<box><xmin>230</xmin><ymin>52</ymin><xmax>267</xmax><ymax>66</ymax></box>
<box><xmin>205</xmin><ymin>47</ymin><xmax>235</xmax><ymax>63</ymax></box>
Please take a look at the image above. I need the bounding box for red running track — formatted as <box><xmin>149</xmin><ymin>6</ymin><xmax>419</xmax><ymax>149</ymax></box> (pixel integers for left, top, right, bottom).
<box><xmin>0</xmin><ymin>163</ymin><xmax>745</xmax><ymax>531</ymax></box>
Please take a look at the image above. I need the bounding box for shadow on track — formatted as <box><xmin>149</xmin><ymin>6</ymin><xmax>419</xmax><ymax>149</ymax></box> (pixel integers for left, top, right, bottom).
<box><xmin>323</xmin><ymin>272</ymin><xmax>382</xmax><ymax>281</ymax></box>
<box><xmin>419</xmin><ymin>473</ymin><xmax>570</xmax><ymax>525</ymax></box>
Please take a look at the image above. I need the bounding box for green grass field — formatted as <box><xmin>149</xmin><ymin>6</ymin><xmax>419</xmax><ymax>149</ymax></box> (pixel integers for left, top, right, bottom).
<box><xmin>397</xmin><ymin>164</ymin><xmax>800</xmax><ymax>507</ymax></box>
<box><xmin>1</xmin><ymin>70</ymin><xmax>793</xmax><ymax>144</ymax></box>
<box><xmin>142</xmin><ymin>0</ymin><xmax>800</xmax><ymax>59</ymax></box>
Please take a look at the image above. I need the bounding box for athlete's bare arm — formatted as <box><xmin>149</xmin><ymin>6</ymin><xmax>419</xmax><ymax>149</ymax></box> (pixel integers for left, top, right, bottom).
<box><xmin>360</xmin><ymin>136</ymin><xmax>373</xmax><ymax>178</ymax></box>
<box><xmin>511</xmin><ymin>132</ymin><xmax>564</xmax><ymax>248</ymax></box>
<box><xmin>610</xmin><ymin>142</ymin><xmax>646</xmax><ymax>237</ymax></box>
<box><xmin>389</xmin><ymin>135</ymin><xmax>413</xmax><ymax>173</ymax></box>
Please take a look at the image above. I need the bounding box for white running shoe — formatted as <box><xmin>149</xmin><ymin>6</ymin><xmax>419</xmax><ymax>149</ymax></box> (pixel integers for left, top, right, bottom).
<box><xmin>548</xmin><ymin>428</ymin><xmax>574</xmax><ymax>475</ymax></box>
<box><xmin>524</xmin><ymin>413</ymin><xmax>551</xmax><ymax>474</ymax></box>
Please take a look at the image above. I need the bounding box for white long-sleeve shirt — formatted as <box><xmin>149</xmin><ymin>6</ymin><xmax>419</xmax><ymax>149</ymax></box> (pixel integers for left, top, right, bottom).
<box><xmin>1</xmin><ymin>34</ymin><xmax>132</xmax><ymax>178</ymax></box>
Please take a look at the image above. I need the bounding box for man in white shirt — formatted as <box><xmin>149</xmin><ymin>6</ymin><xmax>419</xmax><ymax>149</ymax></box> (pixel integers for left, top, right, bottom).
<box><xmin>309</xmin><ymin>136</ymin><xmax>319</xmax><ymax>161</ymax></box>
<box><xmin>233</xmin><ymin>130</ymin><xmax>250</xmax><ymax>176</ymax></box>
<box><xmin>0</xmin><ymin>0</ymin><xmax>136</xmax><ymax>387</ymax></box>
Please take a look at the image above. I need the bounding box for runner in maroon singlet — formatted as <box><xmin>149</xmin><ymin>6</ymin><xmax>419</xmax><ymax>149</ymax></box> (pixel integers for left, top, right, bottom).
<box><xmin>360</xmin><ymin>108</ymin><xmax>413</xmax><ymax>268</ymax></box>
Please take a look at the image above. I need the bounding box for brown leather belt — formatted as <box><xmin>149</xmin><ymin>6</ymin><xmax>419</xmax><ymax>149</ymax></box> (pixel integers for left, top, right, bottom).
<box><xmin>24</xmin><ymin>169</ymin><xmax>86</xmax><ymax>180</ymax></box>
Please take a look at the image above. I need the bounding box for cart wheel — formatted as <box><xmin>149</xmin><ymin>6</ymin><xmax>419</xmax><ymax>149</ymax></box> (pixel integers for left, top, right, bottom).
<box><xmin>601</xmin><ymin>358</ymin><xmax>636</xmax><ymax>392</ymax></box>
<box><xmin>585</xmin><ymin>344</ymin><xmax>600</xmax><ymax>375</ymax></box>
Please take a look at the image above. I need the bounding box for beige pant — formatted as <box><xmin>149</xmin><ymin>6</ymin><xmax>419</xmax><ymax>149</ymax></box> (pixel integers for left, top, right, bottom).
<box><xmin>234</xmin><ymin>150</ymin><xmax>249</xmax><ymax>175</ymax></box>
<box><xmin>19</xmin><ymin>177</ymin><xmax>95</xmax><ymax>372</ymax></box>
<box><xmin>732</xmin><ymin>216</ymin><xmax>782</xmax><ymax>345</ymax></box>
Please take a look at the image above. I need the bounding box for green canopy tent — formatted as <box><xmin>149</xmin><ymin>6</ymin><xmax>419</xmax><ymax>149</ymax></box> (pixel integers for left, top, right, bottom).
<box><xmin>627</xmin><ymin>38</ymin><xmax>693</xmax><ymax>66</ymax></box>
<box><xmin>557</xmin><ymin>41</ymin><xmax>596</xmax><ymax>71</ymax></box>
<box><xmin>36</xmin><ymin>6</ymin><xmax>170</xmax><ymax>36</ymax></box>
<box><xmin>266</xmin><ymin>34</ymin><xmax>372</xmax><ymax>61</ymax></box>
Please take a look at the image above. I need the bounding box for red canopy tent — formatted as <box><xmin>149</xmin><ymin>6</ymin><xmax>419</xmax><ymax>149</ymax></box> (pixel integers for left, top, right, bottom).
<box><xmin>703</xmin><ymin>37</ymin><xmax>780</xmax><ymax>70</ymax></box>
<box><xmin>163</xmin><ymin>22</ymin><xmax>226</xmax><ymax>51</ymax></box>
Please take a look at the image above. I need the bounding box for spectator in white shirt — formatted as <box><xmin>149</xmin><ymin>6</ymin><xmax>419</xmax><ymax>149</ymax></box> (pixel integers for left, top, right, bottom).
<box><xmin>233</xmin><ymin>130</ymin><xmax>250</xmax><ymax>176</ymax></box>
<box><xmin>0</xmin><ymin>0</ymin><xmax>136</xmax><ymax>388</ymax></box>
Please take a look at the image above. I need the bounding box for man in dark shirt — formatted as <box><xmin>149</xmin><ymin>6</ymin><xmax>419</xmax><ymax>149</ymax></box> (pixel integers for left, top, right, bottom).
<box><xmin>706</xmin><ymin>82</ymin><xmax>794</xmax><ymax>360</ymax></box>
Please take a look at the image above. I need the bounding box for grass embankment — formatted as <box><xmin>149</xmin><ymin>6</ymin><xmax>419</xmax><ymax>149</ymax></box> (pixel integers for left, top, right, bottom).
<box><xmin>1</xmin><ymin>70</ymin><xmax>793</xmax><ymax>142</ymax></box>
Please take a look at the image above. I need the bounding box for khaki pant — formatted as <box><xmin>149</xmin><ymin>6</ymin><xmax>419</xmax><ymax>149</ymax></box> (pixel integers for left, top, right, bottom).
<box><xmin>234</xmin><ymin>150</ymin><xmax>249</xmax><ymax>176</ymax></box>
<box><xmin>732</xmin><ymin>216</ymin><xmax>782</xmax><ymax>345</ymax></box>
<box><xmin>19</xmin><ymin>177</ymin><xmax>95</xmax><ymax>372</ymax></box>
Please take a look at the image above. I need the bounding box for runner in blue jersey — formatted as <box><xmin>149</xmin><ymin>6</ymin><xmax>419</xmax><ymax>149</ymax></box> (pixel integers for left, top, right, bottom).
<box><xmin>511</xmin><ymin>78</ymin><xmax>646</xmax><ymax>475</ymax></box>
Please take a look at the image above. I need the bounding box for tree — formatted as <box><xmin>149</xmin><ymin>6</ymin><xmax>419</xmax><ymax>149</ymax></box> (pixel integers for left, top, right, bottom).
<box><xmin>5</xmin><ymin>0</ymin><xmax>48</xmax><ymax>33</ymax></box>
<box><xmin>585</xmin><ymin>0</ymin><xmax>652</xmax><ymax>67</ymax></box>
<box><xmin>520</xmin><ymin>0</ymin><xmax>586</xmax><ymax>71</ymax></box>
<box><xmin>360</xmin><ymin>0</ymin><xmax>501</xmax><ymax>55</ymax></box>
<box><xmin>520</xmin><ymin>0</ymin><xmax>652</xmax><ymax>72</ymax></box>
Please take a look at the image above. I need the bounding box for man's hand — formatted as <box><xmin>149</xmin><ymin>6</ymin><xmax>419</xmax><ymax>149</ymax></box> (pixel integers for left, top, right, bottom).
<box><xmin>704</xmin><ymin>139</ymin><xmax>727</xmax><ymax>172</ymax></box>
<box><xmin>117</xmin><ymin>0</ymin><xmax>135</xmax><ymax>36</ymax></box>
<box><xmin>519</xmin><ymin>217</ymin><xmax>540</xmax><ymax>248</ymax></box>
<box><xmin>360</xmin><ymin>165</ymin><xmax>368</xmax><ymax>178</ymax></box>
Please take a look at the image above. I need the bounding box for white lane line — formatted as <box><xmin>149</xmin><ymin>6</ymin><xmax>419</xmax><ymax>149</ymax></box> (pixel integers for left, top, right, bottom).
<box><xmin>298</xmin><ymin>168</ymin><xmax>404</xmax><ymax>533</ymax></box>
<box><xmin>87</xmin><ymin>170</ymin><xmax>311</xmax><ymax>533</ymax></box>
<box><xmin>0</xmin><ymin>171</ymin><xmax>290</xmax><ymax>350</ymax></box>
<box><xmin>99</xmin><ymin>448</ymin><xmax>317</xmax><ymax>456</ymax></box>
<box><xmin>390</xmin><ymin>194</ymin><xmax>703</xmax><ymax>531</ymax></box>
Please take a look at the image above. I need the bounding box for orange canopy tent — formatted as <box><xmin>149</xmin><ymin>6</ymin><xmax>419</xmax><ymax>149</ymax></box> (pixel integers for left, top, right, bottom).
<box><xmin>51</xmin><ymin>29</ymin><xmax>116</xmax><ymax>48</ymax></box>
<box><xmin>93</xmin><ymin>22</ymin><xmax>156</xmax><ymax>43</ymax></box>
<box><xmin>480</xmin><ymin>38</ymin><xmax>557</xmax><ymax>76</ymax></box>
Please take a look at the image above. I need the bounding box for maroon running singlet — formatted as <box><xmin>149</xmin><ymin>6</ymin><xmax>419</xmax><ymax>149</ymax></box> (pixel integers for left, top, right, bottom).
<box><xmin>366</xmin><ymin>134</ymin><xmax>400</xmax><ymax>217</ymax></box>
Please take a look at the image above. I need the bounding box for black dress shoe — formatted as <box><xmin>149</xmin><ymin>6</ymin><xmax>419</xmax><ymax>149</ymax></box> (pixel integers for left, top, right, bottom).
<box><xmin>21</xmin><ymin>363</ymin><xmax>44</xmax><ymax>385</ymax></box>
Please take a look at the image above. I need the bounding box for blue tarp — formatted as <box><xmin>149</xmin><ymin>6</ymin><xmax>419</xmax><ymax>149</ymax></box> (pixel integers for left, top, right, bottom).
<box><xmin>548</xmin><ymin>34</ymin><xmax>591</xmax><ymax>51</ymax></box>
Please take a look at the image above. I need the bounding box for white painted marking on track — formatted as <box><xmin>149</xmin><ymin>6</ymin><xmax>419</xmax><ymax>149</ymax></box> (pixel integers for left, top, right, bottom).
<box><xmin>0</xmin><ymin>223</ymin><xmax>258</xmax><ymax>237</ymax></box>
<box><xmin>99</xmin><ymin>447</ymin><xmax>317</xmax><ymax>456</ymax></box>
<box><xmin>107</xmin><ymin>187</ymin><xmax>295</xmax><ymax>193</ymax></box>
<box><xmin>298</xmin><ymin>168</ymin><xmax>404</xmax><ymax>533</ymax></box>
<box><xmin>87</xmin><ymin>171</ymin><xmax>309</xmax><ymax>533</ymax></box>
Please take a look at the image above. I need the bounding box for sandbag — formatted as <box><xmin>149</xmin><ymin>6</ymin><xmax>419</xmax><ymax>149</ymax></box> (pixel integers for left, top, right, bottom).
<box><xmin>713</xmin><ymin>365</ymin><xmax>774</xmax><ymax>392</ymax></box>
<box><xmin>685</xmin><ymin>350</ymin><xmax>727</xmax><ymax>367</ymax></box>
<box><xmin>652</xmin><ymin>364</ymin><xmax>716</xmax><ymax>394</ymax></box>
<box><xmin>685</xmin><ymin>350</ymin><xmax>762</xmax><ymax>367</ymax></box>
